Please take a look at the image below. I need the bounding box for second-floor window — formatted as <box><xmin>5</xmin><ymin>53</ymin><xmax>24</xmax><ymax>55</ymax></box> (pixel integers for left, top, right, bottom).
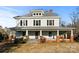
<box><xmin>20</xmin><ymin>20</ymin><xmax>27</xmax><ymax>26</ymax></box>
<box><xmin>26</xmin><ymin>20</ymin><xmax>27</xmax><ymax>26</ymax></box>
<box><xmin>20</xmin><ymin>20</ymin><xmax>22</xmax><ymax>26</ymax></box>
<box><xmin>47</xmin><ymin>20</ymin><xmax>54</xmax><ymax>26</ymax></box>
<box><xmin>33</xmin><ymin>20</ymin><xmax>41</xmax><ymax>26</ymax></box>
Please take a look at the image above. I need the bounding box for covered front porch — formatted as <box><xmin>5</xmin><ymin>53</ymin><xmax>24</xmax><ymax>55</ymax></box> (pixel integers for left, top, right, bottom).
<box><xmin>15</xmin><ymin>26</ymin><xmax>75</xmax><ymax>42</ymax></box>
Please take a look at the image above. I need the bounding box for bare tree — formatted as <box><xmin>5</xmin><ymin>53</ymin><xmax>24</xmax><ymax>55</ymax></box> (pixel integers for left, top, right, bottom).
<box><xmin>60</xmin><ymin>20</ymin><xmax>66</xmax><ymax>27</ymax></box>
<box><xmin>70</xmin><ymin>7</ymin><xmax>79</xmax><ymax>33</ymax></box>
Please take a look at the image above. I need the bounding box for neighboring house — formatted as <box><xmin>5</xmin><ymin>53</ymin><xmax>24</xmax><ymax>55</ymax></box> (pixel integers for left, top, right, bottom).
<box><xmin>12</xmin><ymin>9</ymin><xmax>75</xmax><ymax>42</ymax></box>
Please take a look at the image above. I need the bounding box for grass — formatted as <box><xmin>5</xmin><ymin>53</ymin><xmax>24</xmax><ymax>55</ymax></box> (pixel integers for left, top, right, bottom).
<box><xmin>7</xmin><ymin>41</ymin><xmax>79</xmax><ymax>53</ymax></box>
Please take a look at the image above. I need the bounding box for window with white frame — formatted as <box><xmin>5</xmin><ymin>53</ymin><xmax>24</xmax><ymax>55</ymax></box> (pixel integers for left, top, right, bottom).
<box><xmin>26</xmin><ymin>20</ymin><xmax>27</xmax><ymax>26</ymax></box>
<box><xmin>33</xmin><ymin>20</ymin><xmax>41</xmax><ymax>26</ymax></box>
<box><xmin>20</xmin><ymin>20</ymin><xmax>27</xmax><ymax>26</ymax></box>
<box><xmin>47</xmin><ymin>20</ymin><xmax>54</xmax><ymax>26</ymax></box>
<box><xmin>20</xmin><ymin>20</ymin><xmax>22</xmax><ymax>26</ymax></box>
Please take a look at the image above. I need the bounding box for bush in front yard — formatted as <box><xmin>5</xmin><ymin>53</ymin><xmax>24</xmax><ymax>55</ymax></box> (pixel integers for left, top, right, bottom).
<box><xmin>40</xmin><ymin>36</ymin><xmax>46</xmax><ymax>43</ymax></box>
<box><xmin>22</xmin><ymin>36</ymin><xmax>29</xmax><ymax>43</ymax></box>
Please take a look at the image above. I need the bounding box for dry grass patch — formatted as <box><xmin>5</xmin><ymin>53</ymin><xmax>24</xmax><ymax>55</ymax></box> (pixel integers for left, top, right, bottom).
<box><xmin>8</xmin><ymin>42</ymin><xmax>79</xmax><ymax>53</ymax></box>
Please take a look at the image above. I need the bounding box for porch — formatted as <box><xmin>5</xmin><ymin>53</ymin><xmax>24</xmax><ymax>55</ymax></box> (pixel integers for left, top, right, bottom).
<box><xmin>15</xmin><ymin>27</ymin><xmax>75</xmax><ymax>42</ymax></box>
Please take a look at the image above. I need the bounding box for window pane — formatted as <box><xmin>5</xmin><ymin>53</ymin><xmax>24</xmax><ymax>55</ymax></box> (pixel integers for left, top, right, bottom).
<box><xmin>47</xmin><ymin>20</ymin><xmax>54</xmax><ymax>26</ymax></box>
<box><xmin>36</xmin><ymin>20</ymin><xmax>38</xmax><ymax>25</ymax></box>
<box><xmin>26</xmin><ymin>20</ymin><xmax>27</xmax><ymax>26</ymax></box>
<box><xmin>53</xmin><ymin>20</ymin><xmax>54</xmax><ymax>25</ymax></box>
<box><xmin>23</xmin><ymin>20</ymin><xmax>25</xmax><ymax>26</ymax></box>
<box><xmin>50</xmin><ymin>20</ymin><xmax>52</xmax><ymax>25</ymax></box>
<box><xmin>39</xmin><ymin>20</ymin><xmax>41</xmax><ymax>25</ymax></box>
<box><xmin>36</xmin><ymin>13</ymin><xmax>38</xmax><ymax>15</ymax></box>
<box><xmin>33</xmin><ymin>20</ymin><xmax>41</xmax><ymax>26</ymax></box>
<box><xmin>34</xmin><ymin>13</ymin><xmax>35</xmax><ymax>15</ymax></box>
<box><xmin>39</xmin><ymin>13</ymin><xmax>41</xmax><ymax>15</ymax></box>
<box><xmin>33</xmin><ymin>20</ymin><xmax>35</xmax><ymax>26</ymax></box>
<box><xmin>47</xmin><ymin>20</ymin><xmax>48</xmax><ymax>25</ymax></box>
<box><xmin>49</xmin><ymin>32</ymin><xmax>52</xmax><ymax>37</ymax></box>
<box><xmin>20</xmin><ymin>20</ymin><xmax>22</xmax><ymax>26</ymax></box>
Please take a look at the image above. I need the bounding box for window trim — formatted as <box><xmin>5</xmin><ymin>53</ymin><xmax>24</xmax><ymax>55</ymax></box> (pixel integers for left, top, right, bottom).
<box><xmin>33</xmin><ymin>20</ymin><xmax>41</xmax><ymax>26</ymax></box>
<box><xmin>47</xmin><ymin>20</ymin><xmax>54</xmax><ymax>26</ymax></box>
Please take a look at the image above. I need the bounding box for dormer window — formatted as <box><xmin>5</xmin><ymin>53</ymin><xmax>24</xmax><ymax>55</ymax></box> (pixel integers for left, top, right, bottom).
<box><xmin>36</xmin><ymin>13</ymin><xmax>38</xmax><ymax>15</ymax></box>
<box><xmin>32</xmin><ymin>10</ymin><xmax>44</xmax><ymax>16</ymax></box>
<box><xmin>39</xmin><ymin>13</ymin><xmax>41</xmax><ymax>15</ymax></box>
<box><xmin>33</xmin><ymin>13</ymin><xmax>35</xmax><ymax>15</ymax></box>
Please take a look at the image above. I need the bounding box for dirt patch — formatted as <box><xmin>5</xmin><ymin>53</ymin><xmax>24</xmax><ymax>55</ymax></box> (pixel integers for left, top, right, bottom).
<box><xmin>7</xmin><ymin>42</ymin><xmax>79</xmax><ymax>53</ymax></box>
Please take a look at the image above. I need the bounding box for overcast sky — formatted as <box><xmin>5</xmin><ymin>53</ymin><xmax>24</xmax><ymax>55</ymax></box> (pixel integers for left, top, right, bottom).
<box><xmin>0</xmin><ymin>6</ymin><xmax>77</xmax><ymax>28</ymax></box>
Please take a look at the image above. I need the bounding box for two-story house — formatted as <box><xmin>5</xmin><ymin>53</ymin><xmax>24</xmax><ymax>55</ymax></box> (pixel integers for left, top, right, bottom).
<box><xmin>13</xmin><ymin>10</ymin><xmax>75</xmax><ymax>42</ymax></box>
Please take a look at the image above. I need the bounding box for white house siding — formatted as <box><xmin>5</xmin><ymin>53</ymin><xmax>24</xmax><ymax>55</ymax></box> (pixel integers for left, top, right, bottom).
<box><xmin>54</xmin><ymin>19</ymin><xmax>59</xmax><ymax>26</ymax></box>
<box><xmin>17</xmin><ymin>18</ymin><xmax>60</xmax><ymax>27</ymax></box>
<box><xmin>41</xmin><ymin>19</ymin><xmax>47</xmax><ymax>26</ymax></box>
<box><xmin>28</xmin><ymin>19</ymin><xmax>33</xmax><ymax>26</ymax></box>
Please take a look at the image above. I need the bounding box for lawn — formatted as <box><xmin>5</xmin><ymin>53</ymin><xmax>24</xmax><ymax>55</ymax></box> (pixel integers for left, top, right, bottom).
<box><xmin>7</xmin><ymin>41</ymin><xmax>79</xmax><ymax>53</ymax></box>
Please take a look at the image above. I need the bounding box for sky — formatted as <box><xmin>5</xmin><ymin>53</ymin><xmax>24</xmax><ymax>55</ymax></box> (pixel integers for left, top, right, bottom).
<box><xmin>0</xmin><ymin>6</ymin><xmax>77</xmax><ymax>28</ymax></box>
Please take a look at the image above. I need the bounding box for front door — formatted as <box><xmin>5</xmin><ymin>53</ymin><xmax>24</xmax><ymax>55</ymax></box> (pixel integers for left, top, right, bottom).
<box><xmin>35</xmin><ymin>31</ymin><xmax>39</xmax><ymax>39</ymax></box>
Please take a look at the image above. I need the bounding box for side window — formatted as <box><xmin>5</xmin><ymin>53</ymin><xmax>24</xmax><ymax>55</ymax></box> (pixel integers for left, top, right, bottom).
<box><xmin>52</xmin><ymin>20</ymin><xmax>54</xmax><ymax>25</ymax></box>
<box><xmin>20</xmin><ymin>20</ymin><xmax>22</xmax><ymax>26</ymax></box>
<box><xmin>47</xmin><ymin>20</ymin><xmax>54</xmax><ymax>26</ymax></box>
<box><xmin>26</xmin><ymin>20</ymin><xmax>27</xmax><ymax>26</ymax></box>
<box><xmin>23</xmin><ymin>20</ymin><xmax>25</xmax><ymax>26</ymax></box>
<box><xmin>39</xmin><ymin>20</ymin><xmax>41</xmax><ymax>25</ymax></box>
<box><xmin>33</xmin><ymin>20</ymin><xmax>35</xmax><ymax>26</ymax></box>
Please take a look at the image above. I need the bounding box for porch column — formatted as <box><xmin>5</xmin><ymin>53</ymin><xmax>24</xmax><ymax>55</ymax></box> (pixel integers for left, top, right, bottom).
<box><xmin>70</xmin><ymin>29</ymin><xmax>74</xmax><ymax>42</ymax></box>
<box><xmin>40</xmin><ymin>30</ymin><xmax>42</xmax><ymax>36</ymax></box>
<box><xmin>65</xmin><ymin>33</ymin><xmax>67</xmax><ymax>39</ymax></box>
<box><xmin>26</xmin><ymin>30</ymin><xmax>28</xmax><ymax>36</ymax></box>
<box><xmin>56</xmin><ymin>30</ymin><xmax>59</xmax><ymax>42</ymax></box>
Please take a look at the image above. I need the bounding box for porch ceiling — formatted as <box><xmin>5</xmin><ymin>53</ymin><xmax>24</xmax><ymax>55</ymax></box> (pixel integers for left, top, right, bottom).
<box><xmin>10</xmin><ymin>26</ymin><xmax>75</xmax><ymax>31</ymax></box>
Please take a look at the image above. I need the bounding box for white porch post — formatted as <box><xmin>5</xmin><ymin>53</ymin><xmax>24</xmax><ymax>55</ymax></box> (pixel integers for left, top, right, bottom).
<box><xmin>26</xmin><ymin>30</ymin><xmax>28</xmax><ymax>36</ymax></box>
<box><xmin>57</xmin><ymin>30</ymin><xmax>59</xmax><ymax>42</ymax></box>
<box><xmin>71</xmin><ymin>29</ymin><xmax>73</xmax><ymax>37</ymax></box>
<box><xmin>57</xmin><ymin>30</ymin><xmax>59</xmax><ymax>36</ymax></box>
<box><xmin>40</xmin><ymin>30</ymin><xmax>42</xmax><ymax>36</ymax></box>
<box><xmin>71</xmin><ymin>29</ymin><xmax>74</xmax><ymax>42</ymax></box>
<box><xmin>65</xmin><ymin>33</ymin><xmax>67</xmax><ymax>39</ymax></box>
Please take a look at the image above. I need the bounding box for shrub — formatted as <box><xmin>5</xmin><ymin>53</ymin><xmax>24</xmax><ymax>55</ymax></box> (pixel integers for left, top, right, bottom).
<box><xmin>40</xmin><ymin>36</ymin><xmax>46</xmax><ymax>43</ymax></box>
